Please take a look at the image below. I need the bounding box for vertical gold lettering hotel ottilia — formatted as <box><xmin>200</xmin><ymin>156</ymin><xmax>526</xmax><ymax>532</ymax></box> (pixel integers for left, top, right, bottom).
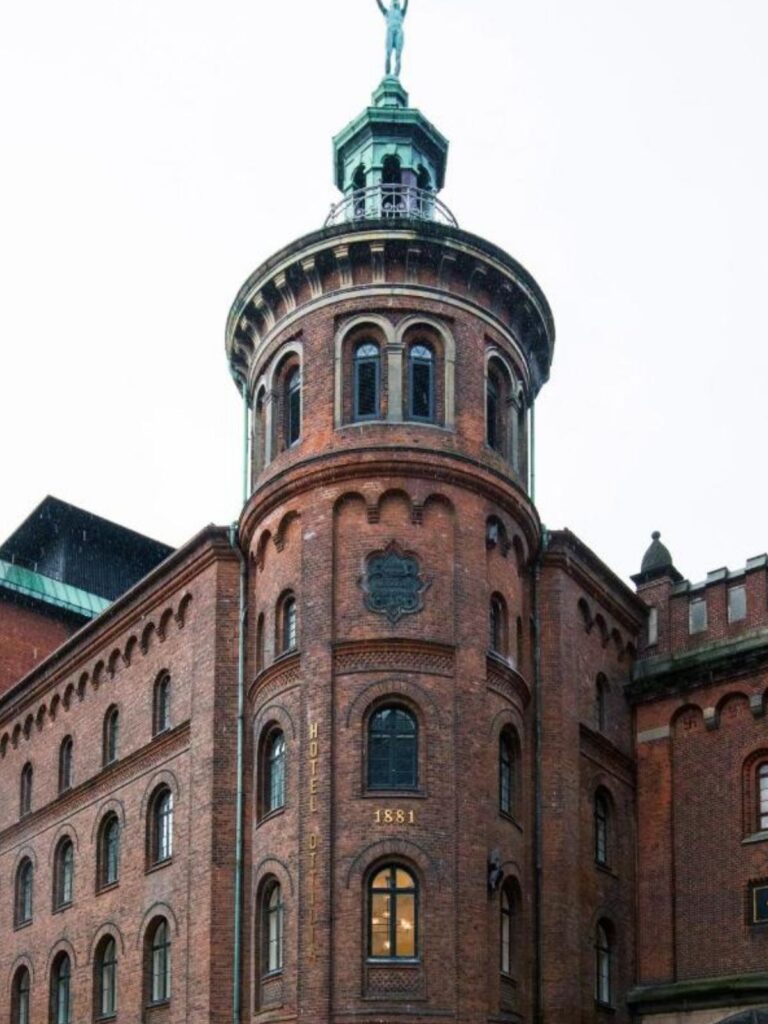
<box><xmin>307</xmin><ymin>722</ymin><xmax>320</xmax><ymax>961</ymax></box>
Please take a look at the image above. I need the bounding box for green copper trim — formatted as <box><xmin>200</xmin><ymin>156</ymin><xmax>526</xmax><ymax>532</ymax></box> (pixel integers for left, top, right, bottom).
<box><xmin>0</xmin><ymin>559</ymin><xmax>111</xmax><ymax>619</ymax></box>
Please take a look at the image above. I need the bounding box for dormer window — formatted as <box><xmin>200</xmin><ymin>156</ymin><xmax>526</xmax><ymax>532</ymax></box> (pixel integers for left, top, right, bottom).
<box><xmin>689</xmin><ymin>597</ymin><xmax>707</xmax><ymax>635</ymax></box>
<box><xmin>728</xmin><ymin>585</ymin><xmax>747</xmax><ymax>624</ymax></box>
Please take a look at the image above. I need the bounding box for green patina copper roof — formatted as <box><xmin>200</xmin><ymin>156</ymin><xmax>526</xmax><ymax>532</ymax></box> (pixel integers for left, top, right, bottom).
<box><xmin>333</xmin><ymin>77</ymin><xmax>449</xmax><ymax>193</ymax></box>
<box><xmin>0</xmin><ymin>559</ymin><xmax>111</xmax><ymax>619</ymax></box>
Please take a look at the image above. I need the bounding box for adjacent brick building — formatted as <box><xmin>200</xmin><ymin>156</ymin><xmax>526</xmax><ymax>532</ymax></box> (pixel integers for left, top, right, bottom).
<box><xmin>1</xmin><ymin>71</ymin><xmax>766</xmax><ymax>1024</ymax></box>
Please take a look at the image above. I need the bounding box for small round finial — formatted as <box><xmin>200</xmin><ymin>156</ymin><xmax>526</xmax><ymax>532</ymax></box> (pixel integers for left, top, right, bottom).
<box><xmin>652</xmin><ymin>531</ymin><xmax>661</xmax><ymax>541</ymax></box>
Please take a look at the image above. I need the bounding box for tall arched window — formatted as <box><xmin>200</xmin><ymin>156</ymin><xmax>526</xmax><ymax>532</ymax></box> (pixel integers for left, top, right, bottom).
<box><xmin>262</xmin><ymin>880</ymin><xmax>284</xmax><ymax>975</ymax></box>
<box><xmin>15</xmin><ymin>858</ymin><xmax>33</xmax><ymax>926</ymax></box>
<box><xmin>500</xmin><ymin>881</ymin><xmax>519</xmax><ymax>977</ymax></box>
<box><xmin>11</xmin><ymin>965</ymin><xmax>31</xmax><ymax>1024</ymax></box>
<box><xmin>490</xmin><ymin>594</ymin><xmax>509</xmax><ymax>656</ymax></box>
<box><xmin>499</xmin><ymin>727</ymin><xmax>519</xmax><ymax>818</ymax></box>
<box><xmin>486</xmin><ymin>357</ymin><xmax>516</xmax><ymax>461</ymax></box>
<box><xmin>255</xmin><ymin>613</ymin><xmax>265</xmax><ymax>673</ymax></box>
<box><xmin>96</xmin><ymin>937</ymin><xmax>118</xmax><ymax>1019</ymax></box>
<box><xmin>595</xmin><ymin>922</ymin><xmax>613</xmax><ymax>1006</ymax></box>
<box><xmin>368</xmin><ymin>705</ymin><xmax>418</xmax><ymax>791</ymax></box>
<box><xmin>368</xmin><ymin>865</ymin><xmax>418</xmax><ymax>959</ymax></box>
<box><xmin>285</xmin><ymin>366</ymin><xmax>301</xmax><ymax>447</ymax></box>
<box><xmin>264</xmin><ymin>730</ymin><xmax>286</xmax><ymax>814</ymax></box>
<box><xmin>354</xmin><ymin>341</ymin><xmax>381</xmax><ymax>420</ymax></box>
<box><xmin>20</xmin><ymin>763</ymin><xmax>33</xmax><ymax>817</ymax></box>
<box><xmin>149</xmin><ymin>787</ymin><xmax>174</xmax><ymax>865</ymax></box>
<box><xmin>99</xmin><ymin>814</ymin><xmax>120</xmax><ymax>888</ymax></box>
<box><xmin>595</xmin><ymin>790</ymin><xmax>610</xmax><ymax>867</ymax></box>
<box><xmin>153</xmin><ymin>673</ymin><xmax>171</xmax><ymax>736</ymax></box>
<box><xmin>59</xmin><ymin>737</ymin><xmax>73</xmax><ymax>793</ymax></box>
<box><xmin>147</xmin><ymin>919</ymin><xmax>171</xmax><ymax>1004</ymax></box>
<box><xmin>279</xmin><ymin>593</ymin><xmax>297</xmax><ymax>654</ymax></box>
<box><xmin>103</xmin><ymin>706</ymin><xmax>119</xmax><ymax>766</ymax></box>
<box><xmin>54</xmin><ymin>838</ymin><xmax>74</xmax><ymax>909</ymax></box>
<box><xmin>595</xmin><ymin>675</ymin><xmax>609</xmax><ymax>732</ymax></box>
<box><xmin>758</xmin><ymin>763</ymin><xmax>768</xmax><ymax>831</ymax></box>
<box><xmin>51</xmin><ymin>954</ymin><xmax>72</xmax><ymax>1024</ymax></box>
<box><xmin>254</xmin><ymin>387</ymin><xmax>267</xmax><ymax>475</ymax></box>
<box><xmin>408</xmin><ymin>343</ymin><xmax>434</xmax><ymax>422</ymax></box>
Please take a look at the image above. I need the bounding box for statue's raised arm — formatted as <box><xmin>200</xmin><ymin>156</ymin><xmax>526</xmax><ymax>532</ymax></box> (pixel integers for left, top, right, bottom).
<box><xmin>375</xmin><ymin>0</ymin><xmax>409</xmax><ymax>78</ymax></box>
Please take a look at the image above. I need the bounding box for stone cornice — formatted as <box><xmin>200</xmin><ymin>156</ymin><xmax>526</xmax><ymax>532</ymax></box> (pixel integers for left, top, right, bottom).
<box><xmin>0</xmin><ymin>721</ymin><xmax>190</xmax><ymax>851</ymax></box>
<box><xmin>238</xmin><ymin>447</ymin><xmax>541</xmax><ymax>558</ymax></box>
<box><xmin>627</xmin><ymin>972</ymin><xmax>768</xmax><ymax>1015</ymax></box>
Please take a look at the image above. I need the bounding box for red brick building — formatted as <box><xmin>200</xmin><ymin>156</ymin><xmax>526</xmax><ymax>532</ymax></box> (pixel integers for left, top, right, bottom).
<box><xmin>1</xmin><ymin>74</ymin><xmax>766</xmax><ymax>1024</ymax></box>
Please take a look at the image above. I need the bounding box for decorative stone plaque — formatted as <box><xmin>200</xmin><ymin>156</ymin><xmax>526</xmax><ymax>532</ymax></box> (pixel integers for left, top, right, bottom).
<box><xmin>360</xmin><ymin>541</ymin><xmax>429</xmax><ymax>625</ymax></box>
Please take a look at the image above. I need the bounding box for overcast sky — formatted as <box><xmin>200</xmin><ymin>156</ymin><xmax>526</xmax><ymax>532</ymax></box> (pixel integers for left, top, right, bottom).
<box><xmin>1</xmin><ymin>0</ymin><xmax>766</xmax><ymax>586</ymax></box>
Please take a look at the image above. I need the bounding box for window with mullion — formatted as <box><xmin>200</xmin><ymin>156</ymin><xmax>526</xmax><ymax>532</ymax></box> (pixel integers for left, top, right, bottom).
<box><xmin>595</xmin><ymin>793</ymin><xmax>609</xmax><ymax>866</ymax></box>
<box><xmin>500</xmin><ymin>888</ymin><xmax>512</xmax><ymax>975</ymax></box>
<box><xmin>264</xmin><ymin>883</ymin><xmax>284</xmax><ymax>975</ymax></box>
<box><xmin>55</xmin><ymin>840</ymin><xmax>74</xmax><ymax>908</ymax></box>
<box><xmin>595</xmin><ymin>924</ymin><xmax>612</xmax><ymax>1006</ymax></box>
<box><xmin>499</xmin><ymin>731</ymin><xmax>515</xmax><ymax>816</ymax></box>
<box><xmin>16</xmin><ymin>860</ymin><xmax>33</xmax><ymax>925</ymax></box>
<box><xmin>285</xmin><ymin>367</ymin><xmax>301</xmax><ymax>446</ymax></box>
<box><xmin>150</xmin><ymin>921</ymin><xmax>171</xmax><ymax>1003</ymax></box>
<box><xmin>13</xmin><ymin>967</ymin><xmax>30</xmax><ymax>1024</ymax></box>
<box><xmin>98</xmin><ymin>939</ymin><xmax>118</xmax><ymax>1019</ymax></box>
<box><xmin>354</xmin><ymin>342</ymin><xmax>381</xmax><ymax>420</ymax></box>
<box><xmin>101</xmin><ymin>816</ymin><xmax>120</xmax><ymax>887</ymax></box>
<box><xmin>53</xmin><ymin>956</ymin><xmax>72</xmax><ymax>1024</ymax></box>
<box><xmin>368</xmin><ymin>707</ymin><xmax>417</xmax><ymax>791</ymax></box>
<box><xmin>408</xmin><ymin>344</ymin><xmax>434</xmax><ymax>422</ymax></box>
<box><xmin>266</xmin><ymin>731</ymin><xmax>286</xmax><ymax>813</ymax></box>
<box><xmin>368</xmin><ymin>865</ymin><xmax>418</xmax><ymax>960</ymax></box>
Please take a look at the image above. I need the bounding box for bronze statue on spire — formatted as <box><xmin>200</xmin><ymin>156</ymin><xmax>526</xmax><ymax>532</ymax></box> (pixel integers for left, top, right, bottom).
<box><xmin>375</xmin><ymin>0</ymin><xmax>409</xmax><ymax>79</ymax></box>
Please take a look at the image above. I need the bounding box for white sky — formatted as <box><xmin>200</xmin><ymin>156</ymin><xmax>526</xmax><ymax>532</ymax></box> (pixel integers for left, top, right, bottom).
<box><xmin>1</xmin><ymin>0</ymin><xmax>766</xmax><ymax>587</ymax></box>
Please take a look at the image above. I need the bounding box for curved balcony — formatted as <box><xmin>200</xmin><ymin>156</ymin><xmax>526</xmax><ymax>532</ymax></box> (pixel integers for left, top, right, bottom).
<box><xmin>325</xmin><ymin>185</ymin><xmax>458</xmax><ymax>229</ymax></box>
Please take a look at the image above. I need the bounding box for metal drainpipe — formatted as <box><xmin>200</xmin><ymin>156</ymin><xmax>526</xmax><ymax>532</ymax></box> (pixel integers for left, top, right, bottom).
<box><xmin>230</xmin><ymin>373</ymin><xmax>251</xmax><ymax>1024</ymax></box>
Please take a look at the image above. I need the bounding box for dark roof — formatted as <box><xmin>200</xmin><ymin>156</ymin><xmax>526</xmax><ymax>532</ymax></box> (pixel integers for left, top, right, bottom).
<box><xmin>632</xmin><ymin>531</ymin><xmax>683</xmax><ymax>586</ymax></box>
<box><xmin>0</xmin><ymin>497</ymin><xmax>173</xmax><ymax>603</ymax></box>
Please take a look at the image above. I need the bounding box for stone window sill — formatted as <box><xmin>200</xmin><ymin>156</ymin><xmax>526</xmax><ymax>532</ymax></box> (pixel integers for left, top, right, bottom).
<box><xmin>97</xmin><ymin>881</ymin><xmax>120</xmax><ymax>896</ymax></box>
<box><xmin>744</xmin><ymin>831</ymin><xmax>768</xmax><ymax>845</ymax></box>
<box><xmin>146</xmin><ymin>857</ymin><xmax>173</xmax><ymax>876</ymax></box>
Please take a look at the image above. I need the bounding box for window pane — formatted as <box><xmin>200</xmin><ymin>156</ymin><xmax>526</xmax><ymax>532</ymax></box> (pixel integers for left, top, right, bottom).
<box><xmin>396</xmin><ymin>893</ymin><xmax>416</xmax><ymax>956</ymax></box>
<box><xmin>487</xmin><ymin>377</ymin><xmax>499</xmax><ymax>449</ymax></box>
<box><xmin>410</xmin><ymin>356</ymin><xmax>432</xmax><ymax>420</ymax></box>
<box><xmin>286</xmin><ymin>369</ymin><xmax>301</xmax><ymax>445</ymax></box>
<box><xmin>105</xmin><ymin>819</ymin><xmax>120</xmax><ymax>884</ymax></box>
<box><xmin>355</xmin><ymin>357</ymin><xmax>379</xmax><ymax>418</ymax></box>
<box><xmin>152</xmin><ymin>924</ymin><xmax>170</xmax><ymax>1002</ymax></box>
<box><xmin>372</xmin><ymin>868</ymin><xmax>390</xmax><ymax>889</ymax></box>
<box><xmin>395</xmin><ymin>867</ymin><xmax>414</xmax><ymax>888</ymax></box>
<box><xmin>370</xmin><ymin>893</ymin><xmax>391</xmax><ymax>956</ymax></box>
<box><xmin>689</xmin><ymin>598</ymin><xmax>707</xmax><ymax>634</ymax></box>
<box><xmin>728</xmin><ymin>585</ymin><xmax>747</xmax><ymax>624</ymax></box>
<box><xmin>648</xmin><ymin>606</ymin><xmax>659</xmax><ymax>646</ymax></box>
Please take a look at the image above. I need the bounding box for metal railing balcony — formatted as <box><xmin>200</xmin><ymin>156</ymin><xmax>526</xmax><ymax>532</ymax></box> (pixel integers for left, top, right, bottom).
<box><xmin>325</xmin><ymin>184</ymin><xmax>457</xmax><ymax>228</ymax></box>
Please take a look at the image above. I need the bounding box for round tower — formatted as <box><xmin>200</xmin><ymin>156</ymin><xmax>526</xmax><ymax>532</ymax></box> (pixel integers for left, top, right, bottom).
<box><xmin>226</xmin><ymin>65</ymin><xmax>555</xmax><ymax>1024</ymax></box>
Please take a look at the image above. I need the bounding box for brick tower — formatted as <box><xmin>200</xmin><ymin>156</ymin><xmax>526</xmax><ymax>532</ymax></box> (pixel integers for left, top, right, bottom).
<box><xmin>226</xmin><ymin>71</ymin><xmax>555</xmax><ymax>1023</ymax></box>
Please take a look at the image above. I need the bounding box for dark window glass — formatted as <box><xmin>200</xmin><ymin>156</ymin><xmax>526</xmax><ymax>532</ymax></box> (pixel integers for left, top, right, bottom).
<box><xmin>20</xmin><ymin>763</ymin><xmax>33</xmax><ymax>817</ymax></box>
<box><xmin>595</xmin><ymin>924</ymin><xmax>612</xmax><ymax>1006</ymax></box>
<box><xmin>55</xmin><ymin>839</ymin><xmax>74</xmax><ymax>908</ymax></box>
<box><xmin>759</xmin><ymin>764</ymin><xmax>768</xmax><ymax>831</ymax></box>
<box><xmin>101</xmin><ymin>815</ymin><xmax>120</xmax><ymax>887</ymax></box>
<box><xmin>59</xmin><ymin>737</ymin><xmax>73</xmax><ymax>793</ymax></box>
<box><xmin>354</xmin><ymin>342</ymin><xmax>380</xmax><ymax>420</ymax></box>
<box><xmin>368</xmin><ymin>706</ymin><xmax>418</xmax><ymax>791</ymax></box>
<box><xmin>152</xmin><ymin>790</ymin><xmax>174</xmax><ymax>864</ymax></box>
<box><xmin>16</xmin><ymin>860</ymin><xmax>33</xmax><ymax>926</ymax></box>
<box><xmin>595</xmin><ymin>793</ymin><xmax>609</xmax><ymax>866</ymax></box>
<box><xmin>282</xmin><ymin>596</ymin><xmax>297</xmax><ymax>652</ymax></box>
<box><xmin>285</xmin><ymin>367</ymin><xmax>301</xmax><ymax>446</ymax></box>
<box><xmin>12</xmin><ymin>966</ymin><xmax>31</xmax><ymax>1024</ymax></box>
<box><xmin>104</xmin><ymin>708</ymin><xmax>119</xmax><ymax>765</ymax></box>
<box><xmin>98</xmin><ymin>938</ymin><xmax>118</xmax><ymax>1019</ymax></box>
<box><xmin>487</xmin><ymin>370</ymin><xmax>501</xmax><ymax>451</ymax></box>
<box><xmin>368</xmin><ymin>865</ymin><xmax>418</xmax><ymax>959</ymax></box>
<box><xmin>490</xmin><ymin>596</ymin><xmax>507</xmax><ymax>655</ymax></box>
<box><xmin>265</xmin><ymin>731</ymin><xmax>286</xmax><ymax>813</ymax></box>
<box><xmin>150</xmin><ymin>921</ymin><xmax>171</xmax><ymax>1003</ymax></box>
<box><xmin>154</xmin><ymin>674</ymin><xmax>171</xmax><ymax>735</ymax></box>
<box><xmin>499</xmin><ymin>730</ymin><xmax>516</xmax><ymax>816</ymax></box>
<box><xmin>263</xmin><ymin>882</ymin><xmax>284</xmax><ymax>974</ymax></box>
<box><xmin>52</xmin><ymin>955</ymin><xmax>72</xmax><ymax>1024</ymax></box>
<box><xmin>408</xmin><ymin>344</ymin><xmax>434</xmax><ymax>421</ymax></box>
<box><xmin>500</xmin><ymin>886</ymin><xmax>514</xmax><ymax>975</ymax></box>
<box><xmin>596</xmin><ymin>676</ymin><xmax>608</xmax><ymax>732</ymax></box>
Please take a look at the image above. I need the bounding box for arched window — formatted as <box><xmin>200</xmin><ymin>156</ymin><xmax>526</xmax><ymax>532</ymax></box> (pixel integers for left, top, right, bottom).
<box><xmin>352</xmin><ymin>164</ymin><xmax>367</xmax><ymax>216</ymax></box>
<box><xmin>51</xmin><ymin>954</ymin><xmax>72</xmax><ymax>1024</ymax></box>
<box><xmin>264</xmin><ymin>730</ymin><xmax>286</xmax><ymax>814</ymax></box>
<box><xmin>20</xmin><ymin>763</ymin><xmax>33</xmax><ymax>817</ymax></box>
<box><xmin>254</xmin><ymin>387</ymin><xmax>267</xmax><ymax>476</ymax></box>
<box><xmin>368</xmin><ymin>865</ymin><xmax>418</xmax><ymax>959</ymax></box>
<box><xmin>153</xmin><ymin>673</ymin><xmax>171</xmax><ymax>736</ymax></box>
<box><xmin>11</xmin><ymin>965</ymin><xmax>31</xmax><ymax>1024</ymax></box>
<box><xmin>368</xmin><ymin>705</ymin><xmax>418</xmax><ymax>791</ymax></box>
<box><xmin>490</xmin><ymin>594</ymin><xmax>509</xmax><ymax>656</ymax></box>
<box><xmin>262</xmin><ymin>880</ymin><xmax>284</xmax><ymax>975</ymax></box>
<box><xmin>500</xmin><ymin>881</ymin><xmax>519</xmax><ymax>977</ymax></box>
<box><xmin>255</xmin><ymin>613</ymin><xmax>265</xmax><ymax>673</ymax></box>
<box><xmin>595</xmin><ymin>675</ymin><xmax>609</xmax><ymax>732</ymax></box>
<box><xmin>59</xmin><ymin>737</ymin><xmax>73</xmax><ymax>793</ymax></box>
<box><xmin>96</xmin><ymin>937</ymin><xmax>118</xmax><ymax>1019</ymax></box>
<box><xmin>103</xmin><ymin>706</ymin><xmax>119</xmax><ymax>766</ymax></box>
<box><xmin>408</xmin><ymin>343</ymin><xmax>434</xmax><ymax>422</ymax></box>
<box><xmin>486</xmin><ymin>357</ymin><xmax>517</xmax><ymax>461</ymax></box>
<box><xmin>499</xmin><ymin>727</ymin><xmax>519</xmax><ymax>818</ymax></box>
<box><xmin>15</xmin><ymin>858</ymin><xmax>33</xmax><ymax>926</ymax></box>
<box><xmin>354</xmin><ymin>341</ymin><xmax>381</xmax><ymax>420</ymax></box>
<box><xmin>285</xmin><ymin>366</ymin><xmax>301</xmax><ymax>447</ymax></box>
<box><xmin>54</xmin><ymin>838</ymin><xmax>74</xmax><ymax>909</ymax></box>
<box><xmin>99</xmin><ymin>814</ymin><xmax>120</xmax><ymax>888</ymax></box>
<box><xmin>149</xmin><ymin>787</ymin><xmax>174</xmax><ymax>865</ymax></box>
<box><xmin>278</xmin><ymin>593</ymin><xmax>297</xmax><ymax>654</ymax></box>
<box><xmin>595</xmin><ymin>790</ymin><xmax>609</xmax><ymax>867</ymax></box>
<box><xmin>147</xmin><ymin>919</ymin><xmax>171</xmax><ymax>1004</ymax></box>
<box><xmin>595</xmin><ymin>922</ymin><xmax>613</xmax><ymax>1006</ymax></box>
<box><xmin>758</xmin><ymin>763</ymin><xmax>768</xmax><ymax>832</ymax></box>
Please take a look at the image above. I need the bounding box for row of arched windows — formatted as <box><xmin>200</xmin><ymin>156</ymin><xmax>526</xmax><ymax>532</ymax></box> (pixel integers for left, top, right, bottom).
<box><xmin>255</xmin><ymin>708</ymin><xmax>521</xmax><ymax>820</ymax></box>
<box><xmin>16</xmin><ymin>673</ymin><xmax>172</xmax><ymax>820</ymax></box>
<box><xmin>351</xmin><ymin>339</ymin><xmax>437</xmax><ymax>423</ymax></box>
<box><xmin>13</xmin><ymin>787</ymin><xmax>173</xmax><ymax>928</ymax></box>
<box><xmin>9</xmin><ymin>918</ymin><xmax>171</xmax><ymax>1023</ymax></box>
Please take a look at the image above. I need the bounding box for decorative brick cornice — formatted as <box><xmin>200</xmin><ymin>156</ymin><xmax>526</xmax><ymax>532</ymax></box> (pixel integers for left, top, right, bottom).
<box><xmin>333</xmin><ymin>639</ymin><xmax>455</xmax><ymax>678</ymax></box>
<box><xmin>486</xmin><ymin>655</ymin><xmax>531</xmax><ymax>709</ymax></box>
<box><xmin>248</xmin><ymin>652</ymin><xmax>302</xmax><ymax>705</ymax></box>
<box><xmin>0</xmin><ymin>721</ymin><xmax>190</xmax><ymax>851</ymax></box>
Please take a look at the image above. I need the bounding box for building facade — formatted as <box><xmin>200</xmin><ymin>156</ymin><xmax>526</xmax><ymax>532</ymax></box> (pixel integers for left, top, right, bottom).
<box><xmin>1</xmin><ymin>70</ymin><xmax>767</xmax><ymax>1024</ymax></box>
